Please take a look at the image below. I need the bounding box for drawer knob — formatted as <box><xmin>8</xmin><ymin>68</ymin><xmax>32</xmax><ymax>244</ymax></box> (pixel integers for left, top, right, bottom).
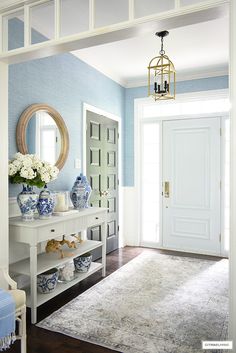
<box><xmin>95</xmin><ymin>217</ymin><xmax>99</xmax><ymax>220</ymax></box>
<box><xmin>51</xmin><ymin>229</ymin><xmax>55</xmax><ymax>232</ymax></box>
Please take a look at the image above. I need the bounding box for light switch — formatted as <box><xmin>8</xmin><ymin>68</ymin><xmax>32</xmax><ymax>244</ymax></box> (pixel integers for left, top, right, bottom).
<box><xmin>75</xmin><ymin>158</ymin><xmax>81</xmax><ymax>169</ymax></box>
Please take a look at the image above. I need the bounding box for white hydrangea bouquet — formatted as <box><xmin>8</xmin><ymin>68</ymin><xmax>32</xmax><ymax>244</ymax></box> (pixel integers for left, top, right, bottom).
<box><xmin>9</xmin><ymin>152</ymin><xmax>59</xmax><ymax>188</ymax></box>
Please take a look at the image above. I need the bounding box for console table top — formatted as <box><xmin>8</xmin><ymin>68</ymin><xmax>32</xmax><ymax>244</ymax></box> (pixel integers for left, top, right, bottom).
<box><xmin>9</xmin><ymin>207</ymin><xmax>107</xmax><ymax>228</ymax></box>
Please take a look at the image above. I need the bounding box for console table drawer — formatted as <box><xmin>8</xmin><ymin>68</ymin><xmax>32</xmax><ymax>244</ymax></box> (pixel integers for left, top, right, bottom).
<box><xmin>64</xmin><ymin>218</ymin><xmax>86</xmax><ymax>234</ymax></box>
<box><xmin>87</xmin><ymin>213</ymin><xmax>106</xmax><ymax>227</ymax></box>
<box><xmin>37</xmin><ymin>223</ymin><xmax>64</xmax><ymax>241</ymax></box>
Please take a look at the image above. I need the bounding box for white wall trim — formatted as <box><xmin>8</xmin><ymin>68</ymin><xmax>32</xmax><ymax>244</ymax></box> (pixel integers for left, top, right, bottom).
<box><xmin>73</xmin><ymin>67</ymin><xmax>228</xmax><ymax>90</ymax></box>
<box><xmin>229</xmin><ymin>0</ymin><xmax>236</xmax><ymax>345</ymax></box>
<box><xmin>220</xmin><ymin>115</ymin><xmax>230</xmax><ymax>257</ymax></box>
<box><xmin>125</xmin><ymin>67</ymin><xmax>229</xmax><ymax>88</ymax></box>
<box><xmin>9</xmin><ymin>197</ymin><xmax>20</xmax><ymax>218</ymax></box>
<box><xmin>82</xmin><ymin>103</ymin><xmax>124</xmax><ymax>248</ymax></box>
<box><xmin>0</xmin><ymin>62</ymin><xmax>8</xmax><ymax>282</ymax></box>
<box><xmin>122</xmin><ymin>186</ymin><xmax>139</xmax><ymax>246</ymax></box>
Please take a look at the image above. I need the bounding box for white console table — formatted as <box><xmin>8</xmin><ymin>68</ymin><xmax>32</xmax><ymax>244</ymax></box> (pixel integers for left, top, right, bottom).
<box><xmin>9</xmin><ymin>207</ymin><xmax>107</xmax><ymax>324</ymax></box>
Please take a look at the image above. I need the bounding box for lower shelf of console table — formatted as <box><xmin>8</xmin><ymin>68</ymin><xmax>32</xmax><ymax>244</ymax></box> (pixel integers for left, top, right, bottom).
<box><xmin>10</xmin><ymin>240</ymin><xmax>105</xmax><ymax>322</ymax></box>
<box><xmin>25</xmin><ymin>262</ymin><xmax>103</xmax><ymax>307</ymax></box>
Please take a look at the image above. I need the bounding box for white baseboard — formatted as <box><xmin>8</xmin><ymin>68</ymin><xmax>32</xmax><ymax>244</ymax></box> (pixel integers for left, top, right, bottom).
<box><xmin>123</xmin><ymin>187</ymin><xmax>139</xmax><ymax>246</ymax></box>
<box><xmin>9</xmin><ymin>197</ymin><xmax>36</xmax><ymax>265</ymax></box>
<box><xmin>9</xmin><ymin>197</ymin><xmax>20</xmax><ymax>218</ymax></box>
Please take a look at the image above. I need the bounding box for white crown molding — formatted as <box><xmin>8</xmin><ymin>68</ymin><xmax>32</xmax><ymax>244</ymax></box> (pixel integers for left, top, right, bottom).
<box><xmin>125</xmin><ymin>67</ymin><xmax>229</xmax><ymax>88</ymax></box>
<box><xmin>72</xmin><ymin>56</ymin><xmax>229</xmax><ymax>89</ymax></box>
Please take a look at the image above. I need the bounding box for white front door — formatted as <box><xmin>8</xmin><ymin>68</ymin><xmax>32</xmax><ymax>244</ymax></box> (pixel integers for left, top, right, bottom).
<box><xmin>162</xmin><ymin>117</ymin><xmax>221</xmax><ymax>255</ymax></box>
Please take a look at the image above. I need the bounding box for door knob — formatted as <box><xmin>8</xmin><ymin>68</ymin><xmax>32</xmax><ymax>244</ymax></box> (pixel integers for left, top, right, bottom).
<box><xmin>100</xmin><ymin>190</ymin><xmax>109</xmax><ymax>197</ymax></box>
<box><xmin>164</xmin><ymin>182</ymin><xmax>170</xmax><ymax>198</ymax></box>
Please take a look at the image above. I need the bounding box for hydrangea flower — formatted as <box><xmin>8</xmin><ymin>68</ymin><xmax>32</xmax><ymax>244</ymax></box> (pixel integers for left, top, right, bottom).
<box><xmin>9</xmin><ymin>153</ymin><xmax>59</xmax><ymax>188</ymax></box>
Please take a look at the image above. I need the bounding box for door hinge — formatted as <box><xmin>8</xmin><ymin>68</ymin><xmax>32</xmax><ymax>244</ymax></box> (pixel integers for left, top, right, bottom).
<box><xmin>118</xmin><ymin>225</ymin><xmax>120</xmax><ymax>232</ymax></box>
<box><xmin>117</xmin><ymin>179</ymin><xmax>119</xmax><ymax>186</ymax></box>
<box><xmin>118</xmin><ymin>132</ymin><xmax>120</xmax><ymax>139</ymax></box>
<box><xmin>220</xmin><ymin>180</ymin><xmax>222</xmax><ymax>190</ymax></box>
<box><xmin>219</xmin><ymin>233</ymin><xmax>221</xmax><ymax>242</ymax></box>
<box><xmin>220</xmin><ymin>128</ymin><xmax>222</xmax><ymax>136</ymax></box>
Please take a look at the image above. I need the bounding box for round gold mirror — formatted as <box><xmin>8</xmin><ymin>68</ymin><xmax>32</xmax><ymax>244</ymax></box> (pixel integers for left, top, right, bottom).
<box><xmin>16</xmin><ymin>104</ymin><xmax>69</xmax><ymax>170</ymax></box>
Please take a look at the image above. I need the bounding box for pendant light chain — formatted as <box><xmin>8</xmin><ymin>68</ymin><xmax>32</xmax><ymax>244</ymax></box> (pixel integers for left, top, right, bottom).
<box><xmin>160</xmin><ymin>36</ymin><xmax>165</xmax><ymax>55</ymax></box>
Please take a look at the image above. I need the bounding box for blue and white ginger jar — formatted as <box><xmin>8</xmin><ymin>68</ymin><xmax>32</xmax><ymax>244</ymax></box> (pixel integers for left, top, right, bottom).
<box><xmin>74</xmin><ymin>254</ymin><xmax>92</xmax><ymax>272</ymax></box>
<box><xmin>70</xmin><ymin>173</ymin><xmax>92</xmax><ymax>210</ymax></box>
<box><xmin>37</xmin><ymin>268</ymin><xmax>59</xmax><ymax>294</ymax></box>
<box><xmin>17</xmin><ymin>185</ymin><xmax>38</xmax><ymax>222</ymax></box>
<box><xmin>37</xmin><ymin>185</ymin><xmax>55</xmax><ymax>219</ymax></box>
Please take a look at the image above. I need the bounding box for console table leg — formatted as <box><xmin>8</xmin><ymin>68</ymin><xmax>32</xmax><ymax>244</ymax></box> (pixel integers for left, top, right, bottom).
<box><xmin>101</xmin><ymin>221</ymin><xmax>107</xmax><ymax>277</ymax></box>
<box><xmin>30</xmin><ymin>245</ymin><xmax>37</xmax><ymax>324</ymax></box>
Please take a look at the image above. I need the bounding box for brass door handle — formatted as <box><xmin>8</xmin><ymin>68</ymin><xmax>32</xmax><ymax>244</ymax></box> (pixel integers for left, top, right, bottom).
<box><xmin>164</xmin><ymin>182</ymin><xmax>170</xmax><ymax>198</ymax></box>
<box><xmin>100</xmin><ymin>190</ymin><xmax>109</xmax><ymax>197</ymax></box>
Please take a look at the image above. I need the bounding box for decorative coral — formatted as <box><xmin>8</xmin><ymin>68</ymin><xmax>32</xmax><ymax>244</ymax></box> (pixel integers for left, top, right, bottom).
<box><xmin>45</xmin><ymin>235</ymin><xmax>80</xmax><ymax>259</ymax></box>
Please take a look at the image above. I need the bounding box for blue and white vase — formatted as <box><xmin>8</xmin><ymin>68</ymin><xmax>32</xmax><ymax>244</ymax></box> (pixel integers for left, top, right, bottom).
<box><xmin>17</xmin><ymin>185</ymin><xmax>38</xmax><ymax>222</ymax></box>
<box><xmin>37</xmin><ymin>268</ymin><xmax>59</xmax><ymax>294</ymax></box>
<box><xmin>73</xmin><ymin>253</ymin><xmax>92</xmax><ymax>272</ymax></box>
<box><xmin>70</xmin><ymin>173</ymin><xmax>92</xmax><ymax>210</ymax></box>
<box><xmin>37</xmin><ymin>185</ymin><xmax>55</xmax><ymax>219</ymax></box>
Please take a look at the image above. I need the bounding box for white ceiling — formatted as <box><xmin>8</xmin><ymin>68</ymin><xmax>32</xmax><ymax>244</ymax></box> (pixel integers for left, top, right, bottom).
<box><xmin>72</xmin><ymin>16</ymin><xmax>229</xmax><ymax>87</ymax></box>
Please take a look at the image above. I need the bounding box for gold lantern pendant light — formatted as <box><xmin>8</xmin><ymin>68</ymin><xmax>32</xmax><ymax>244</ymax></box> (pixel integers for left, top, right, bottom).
<box><xmin>148</xmin><ymin>30</ymin><xmax>176</xmax><ymax>101</ymax></box>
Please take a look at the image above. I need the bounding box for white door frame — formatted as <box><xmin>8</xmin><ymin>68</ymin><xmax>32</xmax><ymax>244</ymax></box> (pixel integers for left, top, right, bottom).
<box><xmin>135</xmin><ymin>89</ymin><xmax>229</xmax><ymax>252</ymax></box>
<box><xmin>82</xmin><ymin>103</ymin><xmax>123</xmax><ymax>248</ymax></box>
<box><xmin>229</xmin><ymin>0</ymin><xmax>236</xmax><ymax>341</ymax></box>
<box><xmin>0</xmin><ymin>61</ymin><xmax>8</xmax><ymax>287</ymax></box>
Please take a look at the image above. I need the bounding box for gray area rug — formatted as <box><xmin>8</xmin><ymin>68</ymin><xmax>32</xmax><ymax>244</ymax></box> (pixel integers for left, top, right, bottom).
<box><xmin>37</xmin><ymin>253</ymin><xmax>228</xmax><ymax>353</ymax></box>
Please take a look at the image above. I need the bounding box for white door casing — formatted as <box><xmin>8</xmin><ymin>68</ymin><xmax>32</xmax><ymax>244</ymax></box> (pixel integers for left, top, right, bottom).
<box><xmin>162</xmin><ymin>117</ymin><xmax>221</xmax><ymax>255</ymax></box>
<box><xmin>0</xmin><ymin>61</ymin><xmax>8</xmax><ymax>288</ymax></box>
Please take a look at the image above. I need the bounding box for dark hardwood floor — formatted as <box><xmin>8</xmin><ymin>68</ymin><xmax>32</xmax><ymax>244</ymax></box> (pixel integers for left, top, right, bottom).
<box><xmin>8</xmin><ymin>246</ymin><xmax>222</xmax><ymax>353</ymax></box>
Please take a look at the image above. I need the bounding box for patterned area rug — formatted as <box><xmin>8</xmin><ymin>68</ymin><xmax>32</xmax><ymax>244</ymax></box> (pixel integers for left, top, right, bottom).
<box><xmin>37</xmin><ymin>253</ymin><xmax>228</xmax><ymax>353</ymax></box>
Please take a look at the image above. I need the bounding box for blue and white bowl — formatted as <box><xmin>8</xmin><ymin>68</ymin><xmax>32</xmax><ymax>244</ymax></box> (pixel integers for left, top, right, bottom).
<box><xmin>73</xmin><ymin>254</ymin><xmax>92</xmax><ymax>272</ymax></box>
<box><xmin>37</xmin><ymin>268</ymin><xmax>59</xmax><ymax>294</ymax></box>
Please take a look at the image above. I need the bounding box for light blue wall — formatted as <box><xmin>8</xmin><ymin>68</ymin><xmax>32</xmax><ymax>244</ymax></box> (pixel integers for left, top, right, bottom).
<box><xmin>9</xmin><ymin>53</ymin><xmax>125</xmax><ymax>197</ymax></box>
<box><xmin>124</xmin><ymin>75</ymin><xmax>229</xmax><ymax>186</ymax></box>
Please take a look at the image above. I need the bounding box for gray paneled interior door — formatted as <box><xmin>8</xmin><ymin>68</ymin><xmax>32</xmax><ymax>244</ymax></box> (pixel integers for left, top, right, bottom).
<box><xmin>86</xmin><ymin>110</ymin><xmax>119</xmax><ymax>258</ymax></box>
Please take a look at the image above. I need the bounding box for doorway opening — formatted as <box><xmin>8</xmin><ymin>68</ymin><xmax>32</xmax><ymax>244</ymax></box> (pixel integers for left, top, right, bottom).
<box><xmin>138</xmin><ymin>91</ymin><xmax>229</xmax><ymax>257</ymax></box>
<box><xmin>83</xmin><ymin>103</ymin><xmax>122</xmax><ymax>255</ymax></box>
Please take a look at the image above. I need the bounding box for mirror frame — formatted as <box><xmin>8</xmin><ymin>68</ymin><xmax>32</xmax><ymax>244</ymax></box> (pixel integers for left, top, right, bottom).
<box><xmin>16</xmin><ymin>103</ymin><xmax>69</xmax><ymax>170</ymax></box>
